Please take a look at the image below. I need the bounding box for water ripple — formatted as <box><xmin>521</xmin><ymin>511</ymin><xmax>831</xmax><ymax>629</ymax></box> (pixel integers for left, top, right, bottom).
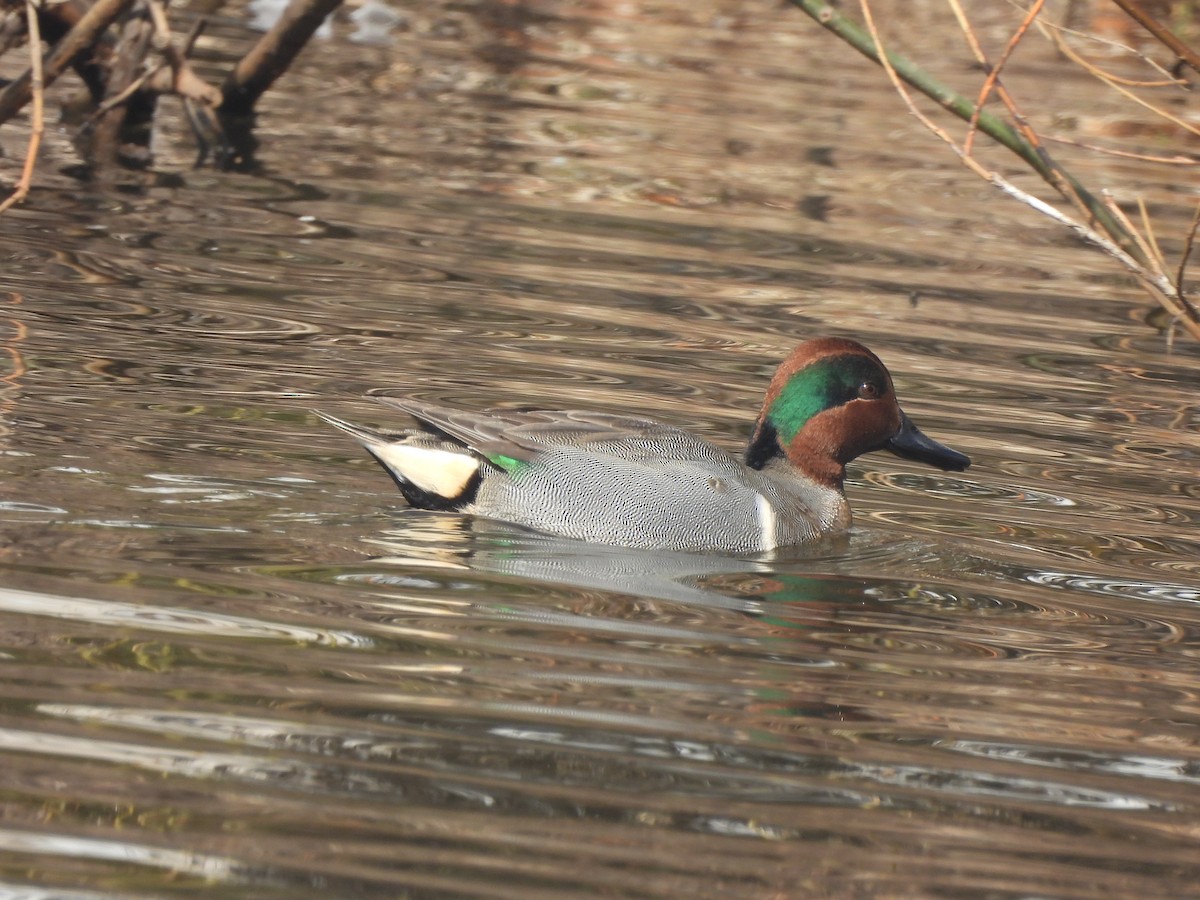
<box><xmin>0</xmin><ymin>827</ymin><xmax>238</xmax><ymax>883</ymax></box>
<box><xmin>0</xmin><ymin>586</ymin><xmax>372</xmax><ymax>646</ymax></box>
<box><xmin>1026</xmin><ymin>570</ymin><xmax>1200</xmax><ymax>606</ymax></box>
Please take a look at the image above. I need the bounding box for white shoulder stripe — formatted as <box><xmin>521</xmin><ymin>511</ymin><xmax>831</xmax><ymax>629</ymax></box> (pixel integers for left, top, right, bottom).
<box><xmin>755</xmin><ymin>493</ymin><xmax>778</xmax><ymax>551</ymax></box>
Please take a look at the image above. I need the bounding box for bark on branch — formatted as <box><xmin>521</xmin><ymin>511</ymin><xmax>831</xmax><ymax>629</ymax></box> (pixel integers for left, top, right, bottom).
<box><xmin>1109</xmin><ymin>0</ymin><xmax>1200</xmax><ymax>77</ymax></box>
<box><xmin>0</xmin><ymin>0</ymin><xmax>133</xmax><ymax>124</ymax></box>
<box><xmin>221</xmin><ymin>0</ymin><xmax>343</xmax><ymax>117</ymax></box>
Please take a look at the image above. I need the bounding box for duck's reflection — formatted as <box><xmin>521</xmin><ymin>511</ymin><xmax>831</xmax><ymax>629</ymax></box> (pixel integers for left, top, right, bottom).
<box><xmin>361</xmin><ymin>511</ymin><xmax>864</xmax><ymax>613</ymax></box>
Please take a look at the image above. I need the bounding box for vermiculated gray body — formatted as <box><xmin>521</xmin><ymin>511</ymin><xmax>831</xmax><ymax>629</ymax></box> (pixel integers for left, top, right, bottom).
<box><xmin>465</xmin><ymin>431</ymin><xmax>845</xmax><ymax>552</ymax></box>
<box><xmin>326</xmin><ymin>401</ymin><xmax>851</xmax><ymax>553</ymax></box>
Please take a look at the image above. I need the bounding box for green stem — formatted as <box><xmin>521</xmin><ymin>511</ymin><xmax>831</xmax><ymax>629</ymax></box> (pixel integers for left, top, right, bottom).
<box><xmin>786</xmin><ymin>0</ymin><xmax>1149</xmax><ymax>268</ymax></box>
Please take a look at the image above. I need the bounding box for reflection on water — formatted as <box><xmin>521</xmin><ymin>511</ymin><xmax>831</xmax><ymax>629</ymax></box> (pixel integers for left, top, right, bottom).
<box><xmin>1</xmin><ymin>0</ymin><xmax>1200</xmax><ymax>896</ymax></box>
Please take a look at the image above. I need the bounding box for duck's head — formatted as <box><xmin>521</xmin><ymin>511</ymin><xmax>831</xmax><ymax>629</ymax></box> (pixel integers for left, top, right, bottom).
<box><xmin>745</xmin><ymin>337</ymin><xmax>970</xmax><ymax>487</ymax></box>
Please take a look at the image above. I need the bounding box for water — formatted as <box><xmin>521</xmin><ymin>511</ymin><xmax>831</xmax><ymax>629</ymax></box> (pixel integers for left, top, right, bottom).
<box><xmin>1</xmin><ymin>0</ymin><xmax>1199</xmax><ymax>896</ymax></box>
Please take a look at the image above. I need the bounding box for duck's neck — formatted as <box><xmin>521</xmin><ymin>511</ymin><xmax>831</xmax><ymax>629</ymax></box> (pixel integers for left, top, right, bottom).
<box><xmin>786</xmin><ymin>438</ymin><xmax>846</xmax><ymax>491</ymax></box>
<box><xmin>746</xmin><ymin>417</ymin><xmax>846</xmax><ymax>491</ymax></box>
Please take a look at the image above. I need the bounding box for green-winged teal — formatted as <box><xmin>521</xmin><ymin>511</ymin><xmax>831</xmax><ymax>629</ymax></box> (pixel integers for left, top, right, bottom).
<box><xmin>317</xmin><ymin>337</ymin><xmax>970</xmax><ymax>552</ymax></box>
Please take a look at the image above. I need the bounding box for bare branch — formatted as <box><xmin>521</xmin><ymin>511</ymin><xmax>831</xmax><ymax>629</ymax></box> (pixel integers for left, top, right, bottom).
<box><xmin>852</xmin><ymin>0</ymin><xmax>1200</xmax><ymax>340</ymax></box>
<box><xmin>949</xmin><ymin>0</ymin><xmax>1044</xmax><ymax>158</ymax></box>
<box><xmin>786</xmin><ymin>0</ymin><xmax>1147</xmax><ymax>266</ymax></box>
<box><xmin>1135</xmin><ymin>196</ymin><xmax>1167</xmax><ymax>273</ymax></box>
<box><xmin>1109</xmin><ymin>0</ymin><xmax>1200</xmax><ymax>77</ymax></box>
<box><xmin>1025</xmin><ymin>3</ymin><xmax>1187</xmax><ymax>85</ymax></box>
<box><xmin>1176</xmin><ymin>202</ymin><xmax>1200</xmax><ymax>305</ymax></box>
<box><xmin>0</xmin><ymin>0</ymin><xmax>133</xmax><ymax>124</ymax></box>
<box><xmin>1042</xmin><ymin>134</ymin><xmax>1197</xmax><ymax>165</ymax></box>
<box><xmin>1044</xmin><ymin>24</ymin><xmax>1200</xmax><ymax>140</ymax></box>
<box><xmin>0</xmin><ymin>0</ymin><xmax>44</xmax><ymax>213</ymax></box>
<box><xmin>221</xmin><ymin>0</ymin><xmax>343</xmax><ymax>117</ymax></box>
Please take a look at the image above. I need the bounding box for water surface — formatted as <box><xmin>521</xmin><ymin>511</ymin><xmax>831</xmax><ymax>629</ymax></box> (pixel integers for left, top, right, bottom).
<box><xmin>1</xmin><ymin>1</ymin><xmax>1199</xmax><ymax>896</ymax></box>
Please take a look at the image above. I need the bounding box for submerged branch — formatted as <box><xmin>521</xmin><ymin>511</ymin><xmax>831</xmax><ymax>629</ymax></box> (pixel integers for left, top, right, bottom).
<box><xmin>0</xmin><ymin>0</ymin><xmax>339</xmax><ymax>180</ymax></box>
<box><xmin>213</xmin><ymin>0</ymin><xmax>342</xmax><ymax>167</ymax></box>
<box><xmin>221</xmin><ymin>0</ymin><xmax>343</xmax><ymax>117</ymax></box>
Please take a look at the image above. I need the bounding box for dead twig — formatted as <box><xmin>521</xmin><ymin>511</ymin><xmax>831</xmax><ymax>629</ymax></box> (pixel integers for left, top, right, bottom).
<box><xmin>786</xmin><ymin>0</ymin><xmax>1144</xmax><ymax>263</ymax></box>
<box><xmin>1135</xmin><ymin>196</ymin><xmax>1167</xmax><ymax>274</ymax></box>
<box><xmin>0</xmin><ymin>0</ymin><xmax>133</xmax><ymax>124</ymax></box>
<box><xmin>951</xmin><ymin>1</ymin><xmax>1106</xmax><ymax>235</ymax></box>
<box><xmin>1175</xmin><ymin>202</ymin><xmax>1200</xmax><ymax>307</ymax></box>
<box><xmin>77</xmin><ymin>1</ymin><xmax>225</xmax><ymax>167</ymax></box>
<box><xmin>1025</xmin><ymin>2</ymin><xmax>1187</xmax><ymax>86</ymax></box>
<box><xmin>951</xmin><ymin>0</ymin><xmax>1044</xmax><ymax>158</ymax></box>
<box><xmin>84</xmin><ymin>15</ymin><xmax>213</xmax><ymax>122</ymax></box>
<box><xmin>1041</xmin><ymin>134</ymin><xmax>1197</xmax><ymax>165</ymax></box>
<box><xmin>1043</xmin><ymin>23</ymin><xmax>1200</xmax><ymax>140</ymax></box>
<box><xmin>1</xmin><ymin>0</ymin><xmax>116</xmax><ymax>101</ymax></box>
<box><xmin>1109</xmin><ymin>0</ymin><xmax>1200</xmax><ymax>77</ymax></box>
<box><xmin>141</xmin><ymin>0</ymin><xmax>219</xmax><ymax>106</ymax></box>
<box><xmin>0</xmin><ymin>0</ymin><xmax>341</xmax><ymax>179</ymax></box>
<box><xmin>788</xmin><ymin>0</ymin><xmax>1200</xmax><ymax>340</ymax></box>
<box><xmin>1099</xmin><ymin>191</ymin><xmax>1162</xmax><ymax>274</ymax></box>
<box><xmin>215</xmin><ymin>0</ymin><xmax>342</xmax><ymax>168</ymax></box>
<box><xmin>0</xmin><ymin>0</ymin><xmax>44</xmax><ymax>213</ymax></box>
<box><xmin>866</xmin><ymin>0</ymin><xmax>1199</xmax><ymax>339</ymax></box>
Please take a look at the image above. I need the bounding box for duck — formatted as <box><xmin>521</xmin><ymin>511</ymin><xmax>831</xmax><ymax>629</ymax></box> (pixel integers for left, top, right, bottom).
<box><xmin>316</xmin><ymin>337</ymin><xmax>970</xmax><ymax>553</ymax></box>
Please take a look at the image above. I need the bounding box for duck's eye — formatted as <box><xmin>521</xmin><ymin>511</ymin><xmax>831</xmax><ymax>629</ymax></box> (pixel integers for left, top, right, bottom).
<box><xmin>857</xmin><ymin>381</ymin><xmax>882</xmax><ymax>400</ymax></box>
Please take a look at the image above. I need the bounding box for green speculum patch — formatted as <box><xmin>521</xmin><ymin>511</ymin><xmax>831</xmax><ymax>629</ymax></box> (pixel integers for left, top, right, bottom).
<box><xmin>487</xmin><ymin>452</ymin><xmax>528</xmax><ymax>474</ymax></box>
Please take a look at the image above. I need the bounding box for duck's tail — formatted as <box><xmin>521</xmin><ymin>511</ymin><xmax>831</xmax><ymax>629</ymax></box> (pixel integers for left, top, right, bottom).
<box><xmin>314</xmin><ymin>411</ymin><xmax>483</xmax><ymax>510</ymax></box>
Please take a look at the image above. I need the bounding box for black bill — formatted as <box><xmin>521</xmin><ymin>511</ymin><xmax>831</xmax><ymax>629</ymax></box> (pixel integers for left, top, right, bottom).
<box><xmin>885</xmin><ymin>411</ymin><xmax>971</xmax><ymax>472</ymax></box>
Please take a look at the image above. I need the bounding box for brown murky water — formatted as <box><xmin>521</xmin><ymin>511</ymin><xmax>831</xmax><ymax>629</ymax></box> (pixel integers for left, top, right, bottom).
<box><xmin>1</xmin><ymin>1</ymin><xmax>1199</xmax><ymax>896</ymax></box>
